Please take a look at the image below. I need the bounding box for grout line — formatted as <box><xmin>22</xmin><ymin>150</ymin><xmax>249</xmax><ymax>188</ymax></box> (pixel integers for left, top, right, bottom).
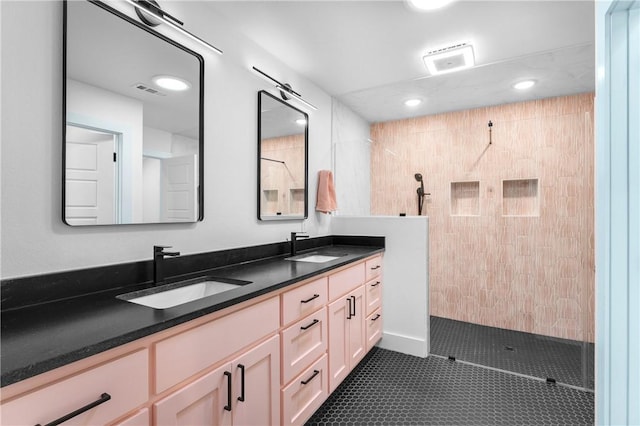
<box><xmin>429</xmin><ymin>354</ymin><xmax>595</xmax><ymax>394</ymax></box>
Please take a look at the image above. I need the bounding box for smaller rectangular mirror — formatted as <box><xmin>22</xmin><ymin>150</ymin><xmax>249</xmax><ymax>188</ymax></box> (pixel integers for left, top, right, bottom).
<box><xmin>258</xmin><ymin>91</ymin><xmax>308</xmax><ymax>220</ymax></box>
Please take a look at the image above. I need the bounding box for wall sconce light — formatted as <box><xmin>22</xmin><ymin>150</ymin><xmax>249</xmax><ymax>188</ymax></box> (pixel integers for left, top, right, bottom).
<box><xmin>252</xmin><ymin>66</ymin><xmax>318</xmax><ymax>111</ymax></box>
<box><xmin>123</xmin><ymin>0</ymin><xmax>223</xmax><ymax>55</ymax></box>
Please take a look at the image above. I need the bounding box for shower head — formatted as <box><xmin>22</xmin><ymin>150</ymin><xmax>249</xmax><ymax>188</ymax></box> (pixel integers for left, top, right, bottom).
<box><xmin>414</xmin><ymin>173</ymin><xmax>423</xmax><ymax>182</ymax></box>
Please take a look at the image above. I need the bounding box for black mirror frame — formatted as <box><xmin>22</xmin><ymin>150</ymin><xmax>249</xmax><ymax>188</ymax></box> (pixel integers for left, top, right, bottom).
<box><xmin>257</xmin><ymin>90</ymin><xmax>309</xmax><ymax>221</ymax></box>
<box><xmin>62</xmin><ymin>0</ymin><xmax>205</xmax><ymax>226</ymax></box>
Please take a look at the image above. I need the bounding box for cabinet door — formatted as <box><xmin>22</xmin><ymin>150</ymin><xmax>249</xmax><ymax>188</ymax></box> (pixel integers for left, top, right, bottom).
<box><xmin>231</xmin><ymin>335</ymin><xmax>280</xmax><ymax>426</ymax></box>
<box><xmin>154</xmin><ymin>363</ymin><xmax>233</xmax><ymax>426</ymax></box>
<box><xmin>348</xmin><ymin>286</ymin><xmax>366</xmax><ymax>368</ymax></box>
<box><xmin>328</xmin><ymin>296</ymin><xmax>350</xmax><ymax>393</ymax></box>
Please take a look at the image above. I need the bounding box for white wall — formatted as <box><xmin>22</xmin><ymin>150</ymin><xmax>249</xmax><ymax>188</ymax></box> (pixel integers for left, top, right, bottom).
<box><xmin>331</xmin><ymin>98</ymin><xmax>371</xmax><ymax>216</ymax></box>
<box><xmin>331</xmin><ymin>216</ymin><xmax>429</xmax><ymax>357</ymax></box>
<box><xmin>0</xmin><ymin>0</ymin><xmax>342</xmax><ymax>278</ymax></box>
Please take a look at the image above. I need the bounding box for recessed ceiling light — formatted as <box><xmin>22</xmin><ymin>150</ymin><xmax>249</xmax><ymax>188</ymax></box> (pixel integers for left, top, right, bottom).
<box><xmin>423</xmin><ymin>43</ymin><xmax>475</xmax><ymax>75</ymax></box>
<box><xmin>404</xmin><ymin>99</ymin><xmax>422</xmax><ymax>107</ymax></box>
<box><xmin>295</xmin><ymin>118</ymin><xmax>307</xmax><ymax>125</ymax></box>
<box><xmin>513</xmin><ymin>80</ymin><xmax>536</xmax><ymax>90</ymax></box>
<box><xmin>408</xmin><ymin>0</ymin><xmax>456</xmax><ymax>11</ymax></box>
<box><xmin>152</xmin><ymin>75</ymin><xmax>191</xmax><ymax>91</ymax></box>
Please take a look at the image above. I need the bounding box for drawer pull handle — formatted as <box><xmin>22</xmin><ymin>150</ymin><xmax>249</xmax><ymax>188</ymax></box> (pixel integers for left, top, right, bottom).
<box><xmin>372</xmin><ymin>314</ymin><xmax>381</xmax><ymax>321</ymax></box>
<box><xmin>35</xmin><ymin>393</ymin><xmax>111</xmax><ymax>426</ymax></box>
<box><xmin>346</xmin><ymin>297</ymin><xmax>353</xmax><ymax>319</ymax></box>
<box><xmin>238</xmin><ymin>364</ymin><xmax>245</xmax><ymax>402</ymax></box>
<box><xmin>370</xmin><ymin>265</ymin><xmax>381</xmax><ymax>270</ymax></box>
<box><xmin>301</xmin><ymin>294</ymin><xmax>320</xmax><ymax>303</ymax></box>
<box><xmin>224</xmin><ymin>371</ymin><xmax>232</xmax><ymax>411</ymax></box>
<box><xmin>351</xmin><ymin>295</ymin><xmax>357</xmax><ymax>317</ymax></box>
<box><xmin>300</xmin><ymin>318</ymin><xmax>320</xmax><ymax>330</ymax></box>
<box><xmin>301</xmin><ymin>369</ymin><xmax>320</xmax><ymax>385</ymax></box>
<box><xmin>371</xmin><ymin>281</ymin><xmax>381</xmax><ymax>287</ymax></box>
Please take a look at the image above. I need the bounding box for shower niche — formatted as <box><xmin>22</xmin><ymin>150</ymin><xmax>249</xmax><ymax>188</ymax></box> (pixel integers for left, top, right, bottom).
<box><xmin>502</xmin><ymin>178</ymin><xmax>539</xmax><ymax>216</ymax></box>
<box><xmin>450</xmin><ymin>181</ymin><xmax>480</xmax><ymax>216</ymax></box>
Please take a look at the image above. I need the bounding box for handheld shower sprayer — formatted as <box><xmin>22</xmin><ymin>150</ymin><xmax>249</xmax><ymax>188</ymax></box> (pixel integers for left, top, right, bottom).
<box><xmin>414</xmin><ymin>173</ymin><xmax>424</xmax><ymax>196</ymax></box>
<box><xmin>414</xmin><ymin>173</ymin><xmax>428</xmax><ymax>215</ymax></box>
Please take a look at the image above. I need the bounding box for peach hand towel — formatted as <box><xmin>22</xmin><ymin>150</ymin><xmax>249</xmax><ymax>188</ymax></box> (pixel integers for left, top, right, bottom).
<box><xmin>316</xmin><ymin>170</ymin><xmax>338</xmax><ymax>213</ymax></box>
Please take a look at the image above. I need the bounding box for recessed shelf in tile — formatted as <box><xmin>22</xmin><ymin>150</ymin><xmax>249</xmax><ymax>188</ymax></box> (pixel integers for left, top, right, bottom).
<box><xmin>451</xmin><ymin>181</ymin><xmax>480</xmax><ymax>216</ymax></box>
<box><xmin>502</xmin><ymin>178</ymin><xmax>539</xmax><ymax>216</ymax></box>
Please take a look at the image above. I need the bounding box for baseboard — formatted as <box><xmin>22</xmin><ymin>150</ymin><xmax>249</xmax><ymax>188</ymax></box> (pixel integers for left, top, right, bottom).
<box><xmin>377</xmin><ymin>331</ymin><xmax>429</xmax><ymax>358</ymax></box>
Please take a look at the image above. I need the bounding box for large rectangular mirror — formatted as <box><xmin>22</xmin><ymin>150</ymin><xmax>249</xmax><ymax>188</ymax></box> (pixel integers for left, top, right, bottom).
<box><xmin>63</xmin><ymin>0</ymin><xmax>204</xmax><ymax>226</ymax></box>
<box><xmin>258</xmin><ymin>91</ymin><xmax>308</xmax><ymax>220</ymax></box>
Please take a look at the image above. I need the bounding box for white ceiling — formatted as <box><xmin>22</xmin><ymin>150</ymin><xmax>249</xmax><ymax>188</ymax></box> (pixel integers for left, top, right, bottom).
<box><xmin>207</xmin><ymin>0</ymin><xmax>595</xmax><ymax>123</ymax></box>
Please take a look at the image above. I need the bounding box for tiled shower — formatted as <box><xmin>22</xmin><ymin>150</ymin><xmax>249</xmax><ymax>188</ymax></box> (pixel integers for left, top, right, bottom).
<box><xmin>370</xmin><ymin>93</ymin><xmax>594</xmax><ymax>344</ymax></box>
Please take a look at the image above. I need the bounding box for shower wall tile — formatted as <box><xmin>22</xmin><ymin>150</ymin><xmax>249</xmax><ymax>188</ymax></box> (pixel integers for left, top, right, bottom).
<box><xmin>370</xmin><ymin>93</ymin><xmax>595</xmax><ymax>342</ymax></box>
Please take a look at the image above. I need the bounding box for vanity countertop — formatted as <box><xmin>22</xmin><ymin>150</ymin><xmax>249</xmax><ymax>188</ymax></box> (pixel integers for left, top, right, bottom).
<box><xmin>0</xmin><ymin>240</ymin><xmax>384</xmax><ymax>387</ymax></box>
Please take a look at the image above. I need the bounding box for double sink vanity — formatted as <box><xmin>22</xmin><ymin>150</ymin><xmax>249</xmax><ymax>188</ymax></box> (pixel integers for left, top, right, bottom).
<box><xmin>0</xmin><ymin>236</ymin><xmax>385</xmax><ymax>425</ymax></box>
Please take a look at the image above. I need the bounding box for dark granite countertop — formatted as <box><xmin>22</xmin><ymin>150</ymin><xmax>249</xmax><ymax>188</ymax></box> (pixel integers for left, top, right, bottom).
<box><xmin>0</xmin><ymin>237</ymin><xmax>384</xmax><ymax>387</ymax></box>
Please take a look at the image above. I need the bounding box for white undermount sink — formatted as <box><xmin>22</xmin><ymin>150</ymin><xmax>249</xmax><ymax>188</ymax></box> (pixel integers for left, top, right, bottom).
<box><xmin>118</xmin><ymin>279</ymin><xmax>246</xmax><ymax>309</ymax></box>
<box><xmin>285</xmin><ymin>252</ymin><xmax>347</xmax><ymax>263</ymax></box>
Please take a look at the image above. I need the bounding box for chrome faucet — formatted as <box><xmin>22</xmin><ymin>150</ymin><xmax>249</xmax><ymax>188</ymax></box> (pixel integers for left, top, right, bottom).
<box><xmin>290</xmin><ymin>232</ymin><xmax>309</xmax><ymax>256</ymax></box>
<box><xmin>153</xmin><ymin>245</ymin><xmax>180</xmax><ymax>285</ymax></box>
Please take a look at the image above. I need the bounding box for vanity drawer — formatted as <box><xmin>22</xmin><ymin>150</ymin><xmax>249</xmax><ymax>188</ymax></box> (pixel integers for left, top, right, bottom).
<box><xmin>155</xmin><ymin>296</ymin><xmax>279</xmax><ymax>393</ymax></box>
<box><xmin>281</xmin><ymin>277</ymin><xmax>328</xmax><ymax>326</ymax></box>
<box><xmin>366</xmin><ymin>308</ymin><xmax>383</xmax><ymax>352</ymax></box>
<box><xmin>328</xmin><ymin>263</ymin><xmax>365</xmax><ymax>301</ymax></box>
<box><xmin>281</xmin><ymin>354</ymin><xmax>328</xmax><ymax>426</ymax></box>
<box><xmin>281</xmin><ymin>308</ymin><xmax>328</xmax><ymax>385</ymax></box>
<box><xmin>365</xmin><ymin>255</ymin><xmax>383</xmax><ymax>281</ymax></box>
<box><xmin>365</xmin><ymin>277</ymin><xmax>382</xmax><ymax>316</ymax></box>
<box><xmin>0</xmin><ymin>349</ymin><xmax>148</xmax><ymax>426</ymax></box>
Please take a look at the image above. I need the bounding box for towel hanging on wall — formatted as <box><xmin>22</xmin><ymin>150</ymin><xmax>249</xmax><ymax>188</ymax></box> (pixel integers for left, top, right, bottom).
<box><xmin>316</xmin><ymin>170</ymin><xmax>337</xmax><ymax>214</ymax></box>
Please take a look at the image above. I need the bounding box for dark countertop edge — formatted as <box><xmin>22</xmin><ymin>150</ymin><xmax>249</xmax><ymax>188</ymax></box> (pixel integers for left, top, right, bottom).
<box><xmin>1</xmin><ymin>243</ymin><xmax>384</xmax><ymax>387</ymax></box>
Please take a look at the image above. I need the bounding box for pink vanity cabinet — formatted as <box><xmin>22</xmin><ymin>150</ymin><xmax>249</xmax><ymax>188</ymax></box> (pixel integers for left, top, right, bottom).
<box><xmin>0</xmin><ymin>253</ymin><xmax>383</xmax><ymax>426</ymax></box>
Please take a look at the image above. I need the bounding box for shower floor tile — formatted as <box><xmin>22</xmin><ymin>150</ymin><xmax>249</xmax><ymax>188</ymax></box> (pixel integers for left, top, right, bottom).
<box><xmin>430</xmin><ymin>316</ymin><xmax>595</xmax><ymax>389</ymax></box>
<box><xmin>306</xmin><ymin>347</ymin><xmax>594</xmax><ymax>426</ymax></box>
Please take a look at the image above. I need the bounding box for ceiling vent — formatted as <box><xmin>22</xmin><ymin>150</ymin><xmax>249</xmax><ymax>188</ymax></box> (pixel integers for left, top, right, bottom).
<box><xmin>423</xmin><ymin>42</ymin><xmax>475</xmax><ymax>75</ymax></box>
<box><xmin>131</xmin><ymin>83</ymin><xmax>167</xmax><ymax>96</ymax></box>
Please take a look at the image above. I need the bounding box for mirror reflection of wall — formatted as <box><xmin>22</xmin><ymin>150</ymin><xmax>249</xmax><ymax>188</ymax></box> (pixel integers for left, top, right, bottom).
<box><xmin>63</xmin><ymin>0</ymin><xmax>203</xmax><ymax>226</ymax></box>
<box><xmin>258</xmin><ymin>91</ymin><xmax>308</xmax><ymax>220</ymax></box>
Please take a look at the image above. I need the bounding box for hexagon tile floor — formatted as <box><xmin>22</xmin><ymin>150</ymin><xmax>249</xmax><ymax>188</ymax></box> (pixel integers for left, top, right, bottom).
<box><xmin>306</xmin><ymin>347</ymin><xmax>594</xmax><ymax>426</ymax></box>
<box><xmin>430</xmin><ymin>316</ymin><xmax>595</xmax><ymax>390</ymax></box>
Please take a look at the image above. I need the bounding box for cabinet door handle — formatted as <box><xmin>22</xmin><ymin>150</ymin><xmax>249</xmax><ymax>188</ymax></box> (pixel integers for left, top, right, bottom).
<box><xmin>224</xmin><ymin>371</ymin><xmax>232</xmax><ymax>411</ymax></box>
<box><xmin>300</xmin><ymin>319</ymin><xmax>320</xmax><ymax>330</ymax></box>
<box><xmin>35</xmin><ymin>393</ymin><xmax>111</xmax><ymax>426</ymax></box>
<box><xmin>371</xmin><ymin>314</ymin><xmax>381</xmax><ymax>321</ymax></box>
<box><xmin>370</xmin><ymin>265</ymin><xmax>381</xmax><ymax>270</ymax></box>
<box><xmin>346</xmin><ymin>298</ymin><xmax>352</xmax><ymax>319</ymax></box>
<box><xmin>300</xmin><ymin>369</ymin><xmax>320</xmax><ymax>385</ymax></box>
<box><xmin>371</xmin><ymin>281</ymin><xmax>381</xmax><ymax>287</ymax></box>
<box><xmin>351</xmin><ymin>295</ymin><xmax>356</xmax><ymax>317</ymax></box>
<box><xmin>237</xmin><ymin>364</ymin><xmax>245</xmax><ymax>402</ymax></box>
<box><xmin>301</xmin><ymin>294</ymin><xmax>320</xmax><ymax>303</ymax></box>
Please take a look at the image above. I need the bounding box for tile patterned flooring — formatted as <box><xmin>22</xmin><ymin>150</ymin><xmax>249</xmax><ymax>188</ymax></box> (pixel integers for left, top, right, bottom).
<box><xmin>306</xmin><ymin>317</ymin><xmax>594</xmax><ymax>425</ymax></box>
<box><xmin>430</xmin><ymin>316</ymin><xmax>595</xmax><ymax>390</ymax></box>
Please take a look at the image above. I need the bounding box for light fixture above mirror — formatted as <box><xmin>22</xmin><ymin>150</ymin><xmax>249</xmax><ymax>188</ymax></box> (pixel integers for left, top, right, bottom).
<box><xmin>123</xmin><ymin>0</ymin><xmax>223</xmax><ymax>55</ymax></box>
<box><xmin>252</xmin><ymin>66</ymin><xmax>318</xmax><ymax>111</ymax></box>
